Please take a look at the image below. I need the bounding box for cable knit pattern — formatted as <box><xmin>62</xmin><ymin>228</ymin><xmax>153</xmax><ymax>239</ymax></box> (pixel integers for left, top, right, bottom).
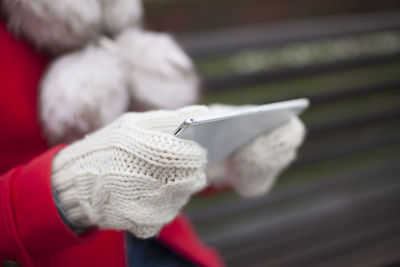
<box><xmin>52</xmin><ymin>104</ymin><xmax>305</xmax><ymax>237</ymax></box>
<box><xmin>52</xmin><ymin>106</ymin><xmax>210</xmax><ymax>238</ymax></box>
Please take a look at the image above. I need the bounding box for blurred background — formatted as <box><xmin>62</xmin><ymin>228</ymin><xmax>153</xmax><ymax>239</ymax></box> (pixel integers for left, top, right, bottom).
<box><xmin>143</xmin><ymin>1</ymin><xmax>400</xmax><ymax>266</ymax></box>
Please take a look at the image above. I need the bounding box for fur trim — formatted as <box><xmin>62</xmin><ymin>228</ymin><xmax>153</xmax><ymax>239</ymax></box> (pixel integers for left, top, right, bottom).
<box><xmin>115</xmin><ymin>29</ymin><xmax>200</xmax><ymax>110</ymax></box>
<box><xmin>2</xmin><ymin>0</ymin><xmax>143</xmax><ymax>53</ymax></box>
<box><xmin>40</xmin><ymin>45</ymin><xmax>130</xmax><ymax>145</ymax></box>
<box><xmin>100</xmin><ymin>0</ymin><xmax>143</xmax><ymax>36</ymax></box>
<box><xmin>2</xmin><ymin>0</ymin><xmax>102</xmax><ymax>53</ymax></box>
<box><xmin>39</xmin><ymin>29</ymin><xmax>200</xmax><ymax>145</ymax></box>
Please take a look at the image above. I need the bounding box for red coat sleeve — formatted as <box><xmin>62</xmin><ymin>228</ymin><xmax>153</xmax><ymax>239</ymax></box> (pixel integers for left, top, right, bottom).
<box><xmin>0</xmin><ymin>145</ymin><xmax>98</xmax><ymax>265</ymax></box>
<box><xmin>159</xmin><ymin>214</ymin><xmax>224</xmax><ymax>267</ymax></box>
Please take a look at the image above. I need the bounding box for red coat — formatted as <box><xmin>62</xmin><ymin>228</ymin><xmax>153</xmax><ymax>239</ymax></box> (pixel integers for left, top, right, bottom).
<box><xmin>0</xmin><ymin>19</ymin><xmax>223</xmax><ymax>267</ymax></box>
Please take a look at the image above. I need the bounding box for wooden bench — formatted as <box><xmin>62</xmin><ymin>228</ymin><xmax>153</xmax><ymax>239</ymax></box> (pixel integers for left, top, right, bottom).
<box><xmin>175</xmin><ymin>10</ymin><xmax>400</xmax><ymax>267</ymax></box>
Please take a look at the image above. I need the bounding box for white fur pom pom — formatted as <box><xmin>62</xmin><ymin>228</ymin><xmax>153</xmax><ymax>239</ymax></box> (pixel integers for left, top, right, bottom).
<box><xmin>115</xmin><ymin>29</ymin><xmax>200</xmax><ymax>110</ymax></box>
<box><xmin>40</xmin><ymin>45</ymin><xmax>130</xmax><ymax>145</ymax></box>
<box><xmin>2</xmin><ymin>0</ymin><xmax>103</xmax><ymax>53</ymax></box>
<box><xmin>100</xmin><ymin>0</ymin><xmax>143</xmax><ymax>36</ymax></box>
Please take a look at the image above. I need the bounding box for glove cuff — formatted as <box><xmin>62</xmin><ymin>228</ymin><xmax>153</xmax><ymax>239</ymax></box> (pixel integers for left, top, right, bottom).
<box><xmin>52</xmin><ymin>188</ymin><xmax>92</xmax><ymax>234</ymax></box>
<box><xmin>51</xmin><ymin>151</ymin><xmax>93</xmax><ymax>228</ymax></box>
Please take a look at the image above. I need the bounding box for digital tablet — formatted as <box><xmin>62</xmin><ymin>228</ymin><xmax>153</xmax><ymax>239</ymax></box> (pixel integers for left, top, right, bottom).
<box><xmin>173</xmin><ymin>98</ymin><xmax>309</xmax><ymax>162</ymax></box>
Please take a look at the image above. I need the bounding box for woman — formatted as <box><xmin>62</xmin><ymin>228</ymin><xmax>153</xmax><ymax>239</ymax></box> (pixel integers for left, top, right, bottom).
<box><xmin>0</xmin><ymin>0</ymin><xmax>305</xmax><ymax>266</ymax></box>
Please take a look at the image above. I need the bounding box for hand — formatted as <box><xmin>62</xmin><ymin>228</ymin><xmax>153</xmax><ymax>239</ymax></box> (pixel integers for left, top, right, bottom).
<box><xmin>207</xmin><ymin>116</ymin><xmax>306</xmax><ymax>198</ymax></box>
<box><xmin>51</xmin><ymin>106</ymin><xmax>210</xmax><ymax>238</ymax></box>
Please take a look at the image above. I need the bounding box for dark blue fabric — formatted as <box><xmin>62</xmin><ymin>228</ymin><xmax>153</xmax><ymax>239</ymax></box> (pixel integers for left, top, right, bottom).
<box><xmin>126</xmin><ymin>233</ymin><xmax>196</xmax><ymax>267</ymax></box>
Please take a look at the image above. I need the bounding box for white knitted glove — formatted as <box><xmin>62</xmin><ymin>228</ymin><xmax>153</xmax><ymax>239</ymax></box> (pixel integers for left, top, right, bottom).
<box><xmin>207</xmin><ymin>116</ymin><xmax>306</xmax><ymax>198</ymax></box>
<box><xmin>51</xmin><ymin>106</ymin><xmax>210</xmax><ymax>238</ymax></box>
